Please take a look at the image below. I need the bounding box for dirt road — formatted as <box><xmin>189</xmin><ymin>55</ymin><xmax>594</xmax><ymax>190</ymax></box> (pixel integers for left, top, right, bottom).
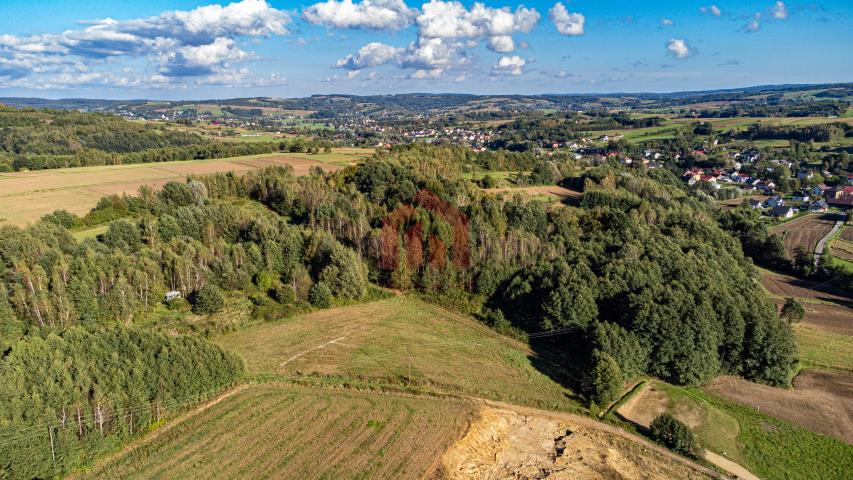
<box><xmin>814</xmin><ymin>215</ymin><xmax>847</xmax><ymax>266</ymax></box>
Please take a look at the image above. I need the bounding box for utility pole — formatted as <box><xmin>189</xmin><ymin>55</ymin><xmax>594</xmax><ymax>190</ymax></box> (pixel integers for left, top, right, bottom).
<box><xmin>406</xmin><ymin>346</ymin><xmax>412</xmax><ymax>385</ymax></box>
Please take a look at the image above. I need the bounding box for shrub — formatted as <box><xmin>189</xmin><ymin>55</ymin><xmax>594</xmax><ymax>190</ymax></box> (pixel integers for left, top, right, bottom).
<box><xmin>192</xmin><ymin>285</ymin><xmax>225</xmax><ymax>314</ymax></box>
<box><xmin>589</xmin><ymin>350</ymin><xmax>623</xmax><ymax>407</ymax></box>
<box><xmin>40</xmin><ymin>209</ymin><xmax>79</xmax><ymax>229</ymax></box>
<box><xmin>779</xmin><ymin>297</ymin><xmax>804</xmax><ymax>323</ymax></box>
<box><xmin>650</xmin><ymin>413</ymin><xmax>700</xmax><ymax>458</ymax></box>
<box><xmin>308</xmin><ymin>281</ymin><xmax>333</xmax><ymax>308</ymax></box>
<box><xmin>102</xmin><ymin>219</ymin><xmax>142</xmax><ymax>251</ymax></box>
<box><xmin>479</xmin><ymin>174</ymin><xmax>497</xmax><ymax>188</ymax></box>
<box><xmin>273</xmin><ymin>284</ymin><xmax>297</xmax><ymax>304</ymax></box>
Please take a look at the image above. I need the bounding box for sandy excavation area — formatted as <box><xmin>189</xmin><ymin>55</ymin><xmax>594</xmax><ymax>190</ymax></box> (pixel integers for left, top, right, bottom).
<box><xmin>438</xmin><ymin>405</ymin><xmax>713</xmax><ymax>480</ymax></box>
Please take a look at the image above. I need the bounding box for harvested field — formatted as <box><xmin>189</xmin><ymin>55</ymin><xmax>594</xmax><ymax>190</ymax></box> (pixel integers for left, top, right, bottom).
<box><xmin>81</xmin><ymin>383</ymin><xmax>475</xmax><ymax>480</ymax></box>
<box><xmin>217</xmin><ymin>296</ymin><xmax>581</xmax><ymax>412</ymax></box>
<box><xmin>440</xmin><ymin>405</ymin><xmax>712</xmax><ymax>480</ymax></box>
<box><xmin>706</xmin><ymin>371</ymin><xmax>853</xmax><ymax>443</ymax></box>
<box><xmin>794</xmin><ymin>325</ymin><xmax>853</xmax><ymax>371</ymax></box>
<box><xmin>760</xmin><ymin>270</ymin><xmax>852</xmax><ymax>308</ymax></box>
<box><xmin>770</xmin><ymin>214</ymin><xmax>838</xmax><ymax>259</ymax></box>
<box><xmin>842</xmin><ymin>226</ymin><xmax>853</xmax><ymax>243</ymax></box>
<box><xmin>770</xmin><ymin>298</ymin><xmax>853</xmax><ymax>336</ymax></box>
<box><xmin>830</xmin><ymin>238</ymin><xmax>853</xmax><ymax>262</ymax></box>
<box><xmin>0</xmin><ymin>153</ymin><xmax>343</xmax><ymax>226</ymax></box>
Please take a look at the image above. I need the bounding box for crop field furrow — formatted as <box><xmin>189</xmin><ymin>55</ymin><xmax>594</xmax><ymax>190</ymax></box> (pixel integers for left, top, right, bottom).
<box><xmin>178</xmin><ymin>391</ymin><xmax>317</xmax><ymax>479</ymax></box>
<box><xmin>213</xmin><ymin>400</ymin><xmax>326</xmax><ymax>479</ymax></box>
<box><xmin>259</xmin><ymin>396</ymin><xmax>366</xmax><ymax>478</ymax></box>
<box><xmin>341</xmin><ymin>404</ymin><xmax>412</xmax><ymax>474</ymax></box>
<box><xmin>95</xmin><ymin>391</ymin><xmax>264</xmax><ymax>478</ymax></box>
<box><xmin>275</xmin><ymin>400</ymin><xmax>376</xmax><ymax>479</ymax></box>
<box><xmin>136</xmin><ymin>390</ymin><xmax>287</xmax><ymax>479</ymax></box>
<box><xmin>241</xmin><ymin>393</ymin><xmax>342</xmax><ymax>479</ymax></box>
<box><xmin>290</xmin><ymin>407</ymin><xmax>388</xmax><ymax>478</ymax></box>
<box><xmin>87</xmin><ymin>384</ymin><xmax>477</xmax><ymax>480</ymax></box>
<box><xmin>97</xmin><ymin>389</ymin><xmax>284</xmax><ymax>479</ymax></box>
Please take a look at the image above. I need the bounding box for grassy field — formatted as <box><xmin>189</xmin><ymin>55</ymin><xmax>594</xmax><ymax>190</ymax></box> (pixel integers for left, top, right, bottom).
<box><xmin>80</xmin><ymin>383</ymin><xmax>475</xmax><ymax>479</ymax></box>
<box><xmin>693</xmin><ymin>388</ymin><xmax>853</xmax><ymax>480</ymax></box>
<box><xmin>617</xmin><ymin>380</ymin><xmax>853</xmax><ymax>480</ymax></box>
<box><xmin>0</xmin><ymin>150</ymin><xmax>371</xmax><ymax>227</ymax></box>
<box><xmin>585</xmin><ymin>115</ymin><xmax>853</xmax><ymax>145</ymax></box>
<box><xmin>794</xmin><ymin>324</ymin><xmax>853</xmax><ymax>371</ymax></box>
<box><xmin>216</xmin><ymin>296</ymin><xmax>582</xmax><ymax>412</ymax></box>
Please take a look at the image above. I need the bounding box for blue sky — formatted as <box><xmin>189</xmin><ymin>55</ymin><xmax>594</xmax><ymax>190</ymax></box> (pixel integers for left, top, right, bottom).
<box><xmin>0</xmin><ymin>0</ymin><xmax>850</xmax><ymax>99</ymax></box>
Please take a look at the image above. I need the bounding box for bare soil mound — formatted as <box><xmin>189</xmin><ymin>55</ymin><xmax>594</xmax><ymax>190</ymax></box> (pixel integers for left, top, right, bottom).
<box><xmin>439</xmin><ymin>406</ymin><xmax>711</xmax><ymax>479</ymax></box>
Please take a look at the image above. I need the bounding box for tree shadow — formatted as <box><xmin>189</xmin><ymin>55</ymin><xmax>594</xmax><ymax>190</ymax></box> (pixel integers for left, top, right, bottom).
<box><xmin>526</xmin><ymin>335</ymin><xmax>594</xmax><ymax>405</ymax></box>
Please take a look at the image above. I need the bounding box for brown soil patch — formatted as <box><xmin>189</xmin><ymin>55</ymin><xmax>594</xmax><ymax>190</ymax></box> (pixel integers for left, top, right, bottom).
<box><xmin>771</xmin><ymin>214</ymin><xmax>838</xmax><ymax>259</ymax></box>
<box><xmin>841</xmin><ymin>227</ymin><xmax>853</xmax><ymax>243</ymax></box>
<box><xmin>706</xmin><ymin>371</ymin><xmax>853</xmax><ymax>444</ymax></box>
<box><xmin>770</xmin><ymin>298</ymin><xmax>853</xmax><ymax>335</ymax></box>
<box><xmin>440</xmin><ymin>406</ymin><xmax>712</xmax><ymax>480</ymax></box>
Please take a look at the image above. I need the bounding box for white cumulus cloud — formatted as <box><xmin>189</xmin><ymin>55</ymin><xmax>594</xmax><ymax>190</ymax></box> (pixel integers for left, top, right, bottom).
<box><xmin>335</xmin><ymin>41</ymin><xmax>404</xmax><ymax>69</ymax></box>
<box><xmin>772</xmin><ymin>1</ymin><xmax>788</xmax><ymax>19</ymax></box>
<box><xmin>549</xmin><ymin>3</ymin><xmax>585</xmax><ymax>36</ymax></box>
<box><xmin>666</xmin><ymin>38</ymin><xmax>691</xmax><ymax>58</ymax></box>
<box><xmin>416</xmin><ymin>1</ymin><xmax>539</xmax><ymax>41</ymax></box>
<box><xmin>0</xmin><ymin>0</ymin><xmax>291</xmax><ymax>86</ymax></box>
<box><xmin>303</xmin><ymin>0</ymin><xmax>415</xmax><ymax>30</ymax></box>
<box><xmin>491</xmin><ymin>55</ymin><xmax>525</xmax><ymax>76</ymax></box>
<box><xmin>700</xmin><ymin>5</ymin><xmax>722</xmax><ymax>16</ymax></box>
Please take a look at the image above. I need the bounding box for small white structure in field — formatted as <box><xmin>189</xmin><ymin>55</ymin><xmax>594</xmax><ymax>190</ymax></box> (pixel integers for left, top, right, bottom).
<box><xmin>165</xmin><ymin>291</ymin><xmax>182</xmax><ymax>302</ymax></box>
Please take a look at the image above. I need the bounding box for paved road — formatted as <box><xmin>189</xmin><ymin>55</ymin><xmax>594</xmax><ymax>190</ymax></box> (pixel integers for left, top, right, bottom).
<box><xmin>814</xmin><ymin>214</ymin><xmax>847</xmax><ymax>267</ymax></box>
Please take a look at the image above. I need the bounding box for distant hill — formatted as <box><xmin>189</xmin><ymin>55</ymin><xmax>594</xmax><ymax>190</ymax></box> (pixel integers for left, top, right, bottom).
<box><xmin>2</xmin><ymin>82</ymin><xmax>850</xmax><ymax>118</ymax></box>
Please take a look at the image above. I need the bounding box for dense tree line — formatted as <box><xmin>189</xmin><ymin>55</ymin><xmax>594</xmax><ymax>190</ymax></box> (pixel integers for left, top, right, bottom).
<box><xmin>0</xmin><ymin>327</ymin><xmax>243</xmax><ymax>478</ymax></box>
<box><xmin>0</xmin><ymin>107</ymin><xmax>330</xmax><ymax>172</ymax></box>
<box><xmin>740</xmin><ymin>123</ymin><xmax>849</xmax><ymax>143</ymax></box>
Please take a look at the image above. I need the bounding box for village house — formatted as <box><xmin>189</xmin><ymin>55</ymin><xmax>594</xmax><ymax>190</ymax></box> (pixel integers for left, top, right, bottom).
<box><xmin>765</xmin><ymin>196</ymin><xmax>785</xmax><ymax>208</ymax></box>
<box><xmin>769</xmin><ymin>205</ymin><xmax>795</xmax><ymax>218</ymax></box>
<box><xmin>791</xmin><ymin>191</ymin><xmax>810</xmax><ymax>203</ymax></box>
<box><xmin>826</xmin><ymin>186</ymin><xmax>853</xmax><ymax>209</ymax></box>
<box><xmin>809</xmin><ymin>200</ymin><xmax>829</xmax><ymax>213</ymax></box>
